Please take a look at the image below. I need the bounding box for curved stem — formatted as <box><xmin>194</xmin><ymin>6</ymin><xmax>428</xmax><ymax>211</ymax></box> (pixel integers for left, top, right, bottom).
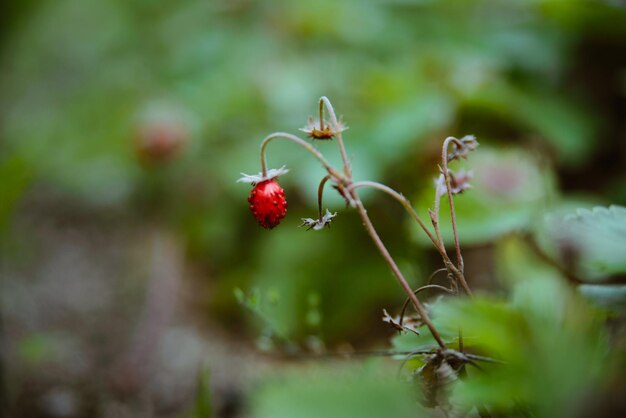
<box><xmin>316</xmin><ymin>175</ymin><xmax>331</xmax><ymax>218</ymax></box>
<box><xmin>260</xmin><ymin>132</ymin><xmax>344</xmax><ymax>181</ymax></box>
<box><xmin>440</xmin><ymin>137</ymin><xmax>473</xmax><ymax>296</ymax></box>
<box><xmin>350</xmin><ymin>180</ymin><xmax>471</xmax><ymax>297</ymax></box>
<box><xmin>320</xmin><ymin>96</ymin><xmax>352</xmax><ymax>178</ymax></box>
<box><xmin>399</xmin><ymin>285</ymin><xmax>454</xmax><ymax>326</ymax></box>
<box><xmin>319</xmin><ymin>98</ymin><xmax>325</xmax><ymax>132</ymax></box>
<box><xmin>441</xmin><ymin>137</ymin><xmax>464</xmax><ymax>273</ymax></box>
<box><xmin>350</xmin><ymin>190</ymin><xmax>447</xmax><ymax>349</ymax></box>
<box><xmin>427</xmin><ymin>268</ymin><xmax>450</xmax><ymax>286</ymax></box>
<box><xmin>348</xmin><ymin>181</ymin><xmax>442</xmax><ymax>253</ymax></box>
<box><xmin>432</xmin><ymin>183</ymin><xmax>446</xmax><ymax>250</ymax></box>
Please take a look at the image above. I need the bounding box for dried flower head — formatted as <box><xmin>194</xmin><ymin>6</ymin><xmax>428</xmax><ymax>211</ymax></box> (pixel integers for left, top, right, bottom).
<box><xmin>300</xmin><ymin>209</ymin><xmax>337</xmax><ymax>231</ymax></box>
<box><xmin>447</xmin><ymin>135</ymin><xmax>479</xmax><ymax>162</ymax></box>
<box><xmin>299</xmin><ymin>116</ymin><xmax>348</xmax><ymax>140</ymax></box>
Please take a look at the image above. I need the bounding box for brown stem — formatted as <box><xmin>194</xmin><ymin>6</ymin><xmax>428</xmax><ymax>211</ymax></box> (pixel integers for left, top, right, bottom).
<box><xmin>440</xmin><ymin>137</ymin><xmax>473</xmax><ymax>296</ymax></box>
<box><xmin>260</xmin><ymin>132</ymin><xmax>344</xmax><ymax>181</ymax></box>
<box><xmin>431</xmin><ymin>183</ymin><xmax>470</xmax><ymax>295</ymax></box>
<box><xmin>348</xmin><ymin>181</ymin><xmax>441</xmax><ymax>252</ymax></box>
<box><xmin>350</xmin><ymin>191</ymin><xmax>447</xmax><ymax>349</ymax></box>
<box><xmin>441</xmin><ymin>137</ymin><xmax>464</xmax><ymax>273</ymax></box>
<box><xmin>320</xmin><ymin>96</ymin><xmax>352</xmax><ymax>178</ymax></box>
<box><xmin>432</xmin><ymin>189</ymin><xmax>445</xmax><ymax>249</ymax></box>
<box><xmin>427</xmin><ymin>268</ymin><xmax>450</xmax><ymax>286</ymax></box>
<box><xmin>399</xmin><ymin>285</ymin><xmax>454</xmax><ymax>326</ymax></box>
<box><xmin>316</xmin><ymin>175</ymin><xmax>331</xmax><ymax>219</ymax></box>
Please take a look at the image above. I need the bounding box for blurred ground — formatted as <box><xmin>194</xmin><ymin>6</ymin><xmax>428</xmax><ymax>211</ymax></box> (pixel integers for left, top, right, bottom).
<box><xmin>2</xmin><ymin>189</ymin><xmax>273</xmax><ymax>417</ymax></box>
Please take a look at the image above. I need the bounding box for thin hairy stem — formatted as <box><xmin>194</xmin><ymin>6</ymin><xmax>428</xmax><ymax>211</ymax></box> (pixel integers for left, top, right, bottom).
<box><xmin>439</xmin><ymin>137</ymin><xmax>473</xmax><ymax>296</ymax></box>
<box><xmin>428</xmin><ymin>268</ymin><xmax>450</xmax><ymax>286</ymax></box>
<box><xmin>432</xmin><ymin>184</ymin><xmax>445</xmax><ymax>249</ymax></box>
<box><xmin>349</xmin><ymin>181</ymin><xmax>442</xmax><ymax>253</ymax></box>
<box><xmin>316</xmin><ymin>175</ymin><xmax>331</xmax><ymax>219</ymax></box>
<box><xmin>441</xmin><ymin>137</ymin><xmax>464</xmax><ymax>272</ymax></box>
<box><xmin>260</xmin><ymin>132</ymin><xmax>343</xmax><ymax>181</ymax></box>
<box><xmin>320</xmin><ymin>96</ymin><xmax>352</xmax><ymax>178</ymax></box>
<box><xmin>350</xmin><ymin>190</ymin><xmax>447</xmax><ymax>349</ymax></box>
<box><xmin>350</xmin><ymin>180</ymin><xmax>471</xmax><ymax>299</ymax></box>
<box><xmin>431</xmin><ymin>179</ymin><xmax>468</xmax><ymax>295</ymax></box>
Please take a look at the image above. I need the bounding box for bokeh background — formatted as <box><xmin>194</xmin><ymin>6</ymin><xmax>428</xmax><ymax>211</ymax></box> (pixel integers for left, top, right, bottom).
<box><xmin>2</xmin><ymin>0</ymin><xmax>626</xmax><ymax>417</ymax></box>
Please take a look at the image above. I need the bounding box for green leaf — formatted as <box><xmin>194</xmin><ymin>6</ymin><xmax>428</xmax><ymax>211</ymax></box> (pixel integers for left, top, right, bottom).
<box><xmin>432</xmin><ymin>278</ymin><xmax>610</xmax><ymax>417</ymax></box>
<box><xmin>544</xmin><ymin>205</ymin><xmax>626</xmax><ymax>280</ymax></box>
<box><xmin>249</xmin><ymin>362</ymin><xmax>421</xmax><ymax>418</ymax></box>
<box><xmin>390</xmin><ymin>329</ymin><xmax>451</xmax><ymax>354</ymax></box>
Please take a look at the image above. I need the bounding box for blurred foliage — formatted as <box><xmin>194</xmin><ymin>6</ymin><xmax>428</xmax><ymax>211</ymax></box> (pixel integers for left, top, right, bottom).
<box><xmin>2</xmin><ymin>0</ymin><xmax>626</xmax><ymax>416</ymax></box>
<box><xmin>249</xmin><ymin>361</ymin><xmax>421</xmax><ymax>418</ymax></box>
<box><xmin>541</xmin><ymin>205</ymin><xmax>626</xmax><ymax>280</ymax></box>
<box><xmin>432</xmin><ymin>277</ymin><xmax>612</xmax><ymax>418</ymax></box>
<box><xmin>386</xmin><ymin>232</ymin><xmax>623</xmax><ymax>417</ymax></box>
<box><xmin>188</xmin><ymin>367</ymin><xmax>213</xmax><ymax>418</ymax></box>
<box><xmin>2</xmin><ymin>0</ymin><xmax>624</xmax><ymax>345</ymax></box>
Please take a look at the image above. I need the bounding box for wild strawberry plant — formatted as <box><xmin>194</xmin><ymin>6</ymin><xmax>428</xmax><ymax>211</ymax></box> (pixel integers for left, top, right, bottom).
<box><xmin>237</xmin><ymin>97</ymin><xmax>620</xmax><ymax>417</ymax></box>
<box><xmin>237</xmin><ymin>97</ymin><xmax>486</xmax><ymax>402</ymax></box>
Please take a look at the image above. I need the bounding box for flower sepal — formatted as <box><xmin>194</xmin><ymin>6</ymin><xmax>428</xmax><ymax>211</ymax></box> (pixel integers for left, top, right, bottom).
<box><xmin>237</xmin><ymin>166</ymin><xmax>289</xmax><ymax>185</ymax></box>
<box><xmin>299</xmin><ymin>116</ymin><xmax>348</xmax><ymax>140</ymax></box>
<box><xmin>300</xmin><ymin>209</ymin><xmax>337</xmax><ymax>231</ymax></box>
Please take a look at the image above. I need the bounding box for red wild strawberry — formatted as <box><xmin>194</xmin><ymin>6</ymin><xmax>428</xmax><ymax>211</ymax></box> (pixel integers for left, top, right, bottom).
<box><xmin>248</xmin><ymin>179</ymin><xmax>288</xmax><ymax>229</ymax></box>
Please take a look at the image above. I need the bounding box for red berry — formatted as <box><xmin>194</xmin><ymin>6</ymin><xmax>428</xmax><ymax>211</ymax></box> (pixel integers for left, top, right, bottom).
<box><xmin>248</xmin><ymin>179</ymin><xmax>288</xmax><ymax>229</ymax></box>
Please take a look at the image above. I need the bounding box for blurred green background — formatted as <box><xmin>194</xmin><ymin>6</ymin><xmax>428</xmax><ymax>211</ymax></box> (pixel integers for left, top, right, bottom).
<box><xmin>1</xmin><ymin>0</ymin><xmax>626</xmax><ymax>417</ymax></box>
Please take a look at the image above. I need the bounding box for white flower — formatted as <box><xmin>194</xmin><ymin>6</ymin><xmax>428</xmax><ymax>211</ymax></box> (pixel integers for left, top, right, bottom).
<box><xmin>237</xmin><ymin>165</ymin><xmax>289</xmax><ymax>184</ymax></box>
<box><xmin>300</xmin><ymin>209</ymin><xmax>337</xmax><ymax>231</ymax></box>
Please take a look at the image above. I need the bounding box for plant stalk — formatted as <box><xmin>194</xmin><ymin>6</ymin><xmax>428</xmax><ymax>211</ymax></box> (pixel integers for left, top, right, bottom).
<box><xmin>316</xmin><ymin>175</ymin><xmax>331</xmax><ymax>219</ymax></box>
<box><xmin>260</xmin><ymin>132</ymin><xmax>343</xmax><ymax>181</ymax></box>
<box><xmin>320</xmin><ymin>96</ymin><xmax>352</xmax><ymax>178</ymax></box>
<box><xmin>350</xmin><ymin>190</ymin><xmax>447</xmax><ymax>350</ymax></box>
<box><xmin>349</xmin><ymin>181</ymin><xmax>442</xmax><ymax>252</ymax></box>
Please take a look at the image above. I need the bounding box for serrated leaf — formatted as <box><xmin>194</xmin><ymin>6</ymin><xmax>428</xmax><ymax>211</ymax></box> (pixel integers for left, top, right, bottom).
<box><xmin>545</xmin><ymin>205</ymin><xmax>626</xmax><ymax>280</ymax></box>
